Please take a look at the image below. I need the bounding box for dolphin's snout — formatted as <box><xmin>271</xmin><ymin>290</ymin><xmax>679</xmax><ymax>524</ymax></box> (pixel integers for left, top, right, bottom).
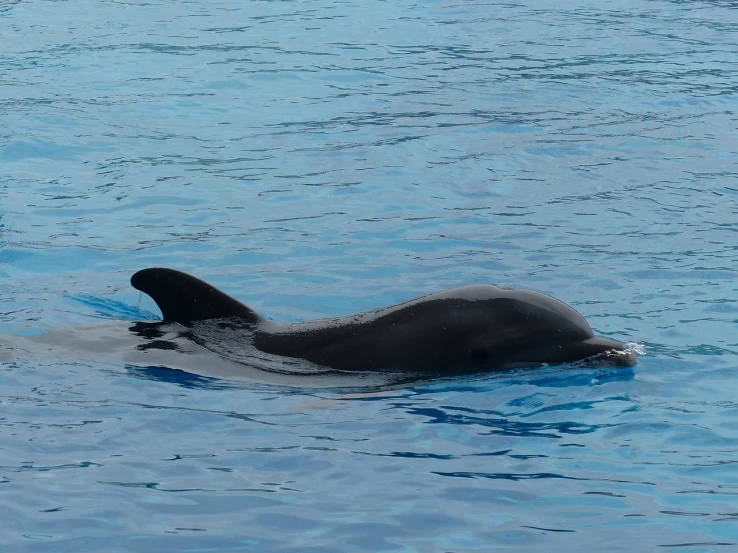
<box><xmin>581</xmin><ymin>337</ymin><xmax>637</xmax><ymax>367</ymax></box>
<box><xmin>592</xmin><ymin>347</ymin><xmax>637</xmax><ymax>367</ymax></box>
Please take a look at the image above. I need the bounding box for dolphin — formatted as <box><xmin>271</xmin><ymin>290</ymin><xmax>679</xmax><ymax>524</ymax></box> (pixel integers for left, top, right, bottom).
<box><xmin>130</xmin><ymin>267</ymin><xmax>636</xmax><ymax>374</ymax></box>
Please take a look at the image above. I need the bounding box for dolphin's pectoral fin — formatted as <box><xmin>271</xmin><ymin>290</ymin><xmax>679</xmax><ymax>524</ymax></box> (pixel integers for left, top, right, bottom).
<box><xmin>131</xmin><ymin>268</ymin><xmax>262</xmax><ymax>326</ymax></box>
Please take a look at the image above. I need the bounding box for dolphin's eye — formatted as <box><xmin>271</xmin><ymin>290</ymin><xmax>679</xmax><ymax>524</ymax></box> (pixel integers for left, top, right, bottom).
<box><xmin>471</xmin><ymin>348</ymin><xmax>491</xmax><ymax>364</ymax></box>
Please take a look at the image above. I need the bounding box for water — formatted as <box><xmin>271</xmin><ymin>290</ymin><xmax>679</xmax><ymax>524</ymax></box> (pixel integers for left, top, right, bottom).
<box><xmin>2</xmin><ymin>0</ymin><xmax>738</xmax><ymax>550</ymax></box>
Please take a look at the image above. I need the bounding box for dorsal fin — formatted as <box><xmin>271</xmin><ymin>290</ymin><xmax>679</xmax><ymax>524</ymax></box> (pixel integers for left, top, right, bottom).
<box><xmin>131</xmin><ymin>268</ymin><xmax>262</xmax><ymax>325</ymax></box>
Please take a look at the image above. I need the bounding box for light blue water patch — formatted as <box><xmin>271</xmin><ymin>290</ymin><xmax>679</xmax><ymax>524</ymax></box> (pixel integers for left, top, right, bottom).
<box><xmin>2</xmin><ymin>0</ymin><xmax>738</xmax><ymax>551</ymax></box>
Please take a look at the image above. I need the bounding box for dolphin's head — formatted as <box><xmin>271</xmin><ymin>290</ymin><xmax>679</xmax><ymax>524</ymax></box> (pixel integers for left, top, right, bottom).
<box><xmin>446</xmin><ymin>286</ymin><xmax>636</xmax><ymax>372</ymax></box>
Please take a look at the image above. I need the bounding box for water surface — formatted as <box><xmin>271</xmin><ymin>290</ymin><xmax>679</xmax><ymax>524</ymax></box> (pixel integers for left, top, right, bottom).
<box><xmin>2</xmin><ymin>0</ymin><xmax>738</xmax><ymax>551</ymax></box>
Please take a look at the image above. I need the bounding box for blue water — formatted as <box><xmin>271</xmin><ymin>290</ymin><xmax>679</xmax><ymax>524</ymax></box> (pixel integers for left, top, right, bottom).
<box><xmin>2</xmin><ymin>0</ymin><xmax>738</xmax><ymax>551</ymax></box>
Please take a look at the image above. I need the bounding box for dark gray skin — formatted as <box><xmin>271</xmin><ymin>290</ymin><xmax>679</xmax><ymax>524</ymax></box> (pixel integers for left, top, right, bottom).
<box><xmin>131</xmin><ymin>267</ymin><xmax>636</xmax><ymax>374</ymax></box>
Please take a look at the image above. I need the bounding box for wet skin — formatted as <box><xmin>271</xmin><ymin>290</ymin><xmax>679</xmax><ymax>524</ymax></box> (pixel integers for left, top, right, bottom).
<box><xmin>131</xmin><ymin>267</ymin><xmax>636</xmax><ymax>375</ymax></box>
